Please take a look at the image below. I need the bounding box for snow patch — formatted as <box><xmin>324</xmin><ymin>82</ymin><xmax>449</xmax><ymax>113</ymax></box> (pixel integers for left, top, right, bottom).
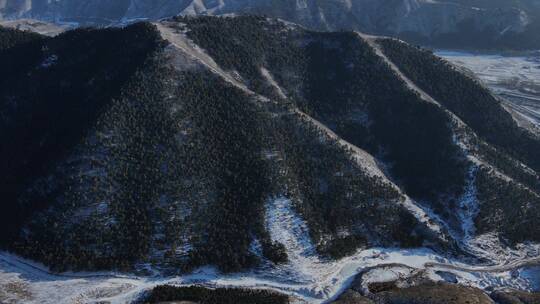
<box><xmin>400</xmin><ymin>197</ymin><xmax>445</xmax><ymax>235</ymax></box>
<box><xmin>265</xmin><ymin>197</ymin><xmax>321</xmax><ymax>283</ymax></box>
<box><xmin>260</xmin><ymin>67</ymin><xmax>288</xmax><ymax>99</ymax></box>
<box><xmin>359</xmin><ymin>265</ymin><xmax>416</xmax><ymax>293</ymax></box>
<box><xmin>2</xmin><ymin>243</ymin><xmax>540</xmax><ymax>304</ymax></box>
<box><xmin>457</xmin><ymin>165</ymin><xmax>479</xmax><ymax>242</ymax></box>
<box><xmin>39</xmin><ymin>55</ymin><xmax>58</xmax><ymax>69</ymax></box>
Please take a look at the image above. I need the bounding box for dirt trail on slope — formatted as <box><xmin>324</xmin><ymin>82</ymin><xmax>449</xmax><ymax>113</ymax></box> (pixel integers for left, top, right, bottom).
<box><xmin>426</xmin><ymin>257</ymin><xmax>540</xmax><ymax>273</ymax></box>
<box><xmin>358</xmin><ymin>33</ymin><xmax>442</xmax><ymax>107</ymax></box>
<box><xmin>157</xmin><ymin>21</ymin><xmax>388</xmax><ymax>181</ymax></box>
<box><xmin>0</xmin><ymin>252</ymin><xmax>136</xmax><ymax>280</ymax></box>
<box><xmin>360</xmin><ymin>33</ymin><xmax>540</xmax><ymax>273</ymax></box>
<box><xmin>157</xmin><ymin>21</ymin><xmax>256</xmax><ymax>96</ymax></box>
<box><xmin>156</xmin><ymin>21</ymin><xmax>449</xmax><ymax>236</ymax></box>
<box><xmin>359</xmin><ymin>32</ymin><xmax>540</xmax><ymax>199</ymax></box>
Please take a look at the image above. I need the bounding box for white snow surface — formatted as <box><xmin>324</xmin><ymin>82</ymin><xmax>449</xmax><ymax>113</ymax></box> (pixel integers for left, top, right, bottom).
<box><xmin>1</xmin><ymin>246</ymin><xmax>537</xmax><ymax>303</ymax></box>
<box><xmin>1</xmin><ymin>198</ymin><xmax>539</xmax><ymax>303</ymax></box>
<box><xmin>39</xmin><ymin>54</ymin><xmax>58</xmax><ymax>69</ymax></box>
<box><xmin>456</xmin><ymin>166</ymin><xmax>479</xmax><ymax>243</ymax></box>
<box><xmin>358</xmin><ymin>265</ymin><xmax>416</xmax><ymax>293</ymax></box>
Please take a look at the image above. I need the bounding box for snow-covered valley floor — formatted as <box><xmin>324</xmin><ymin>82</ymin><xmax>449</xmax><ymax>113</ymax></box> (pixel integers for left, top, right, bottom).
<box><xmin>1</xmin><ymin>248</ymin><xmax>539</xmax><ymax>304</ymax></box>
<box><xmin>1</xmin><ymin>198</ymin><xmax>539</xmax><ymax>304</ymax></box>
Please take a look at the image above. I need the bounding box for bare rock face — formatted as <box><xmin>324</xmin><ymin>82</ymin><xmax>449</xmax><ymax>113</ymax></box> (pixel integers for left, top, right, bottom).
<box><xmin>333</xmin><ymin>290</ymin><xmax>374</xmax><ymax>304</ymax></box>
<box><xmin>334</xmin><ymin>276</ymin><xmax>495</xmax><ymax>304</ymax></box>
<box><xmin>332</xmin><ymin>281</ymin><xmax>496</xmax><ymax>304</ymax></box>
<box><xmin>333</xmin><ymin>264</ymin><xmax>540</xmax><ymax>304</ymax></box>
<box><xmin>372</xmin><ymin>282</ymin><xmax>493</xmax><ymax>304</ymax></box>
<box><xmin>332</xmin><ymin>264</ymin><xmax>538</xmax><ymax>304</ymax></box>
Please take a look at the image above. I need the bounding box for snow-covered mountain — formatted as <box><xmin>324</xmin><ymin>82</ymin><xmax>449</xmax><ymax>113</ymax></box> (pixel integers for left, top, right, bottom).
<box><xmin>1</xmin><ymin>15</ymin><xmax>540</xmax><ymax>302</ymax></box>
<box><xmin>1</xmin><ymin>0</ymin><xmax>539</xmax><ymax>49</ymax></box>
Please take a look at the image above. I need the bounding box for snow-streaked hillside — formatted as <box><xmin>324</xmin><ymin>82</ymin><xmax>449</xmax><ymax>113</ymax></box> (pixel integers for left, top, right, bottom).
<box><xmin>1</xmin><ymin>16</ymin><xmax>540</xmax><ymax>303</ymax></box>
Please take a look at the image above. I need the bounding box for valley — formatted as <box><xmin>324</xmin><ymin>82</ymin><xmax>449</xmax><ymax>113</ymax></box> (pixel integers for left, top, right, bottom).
<box><xmin>1</xmin><ymin>243</ymin><xmax>539</xmax><ymax>303</ymax></box>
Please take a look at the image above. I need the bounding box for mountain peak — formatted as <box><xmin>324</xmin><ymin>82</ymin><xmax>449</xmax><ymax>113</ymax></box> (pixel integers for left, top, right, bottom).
<box><xmin>0</xmin><ymin>15</ymin><xmax>539</xmax><ymax>303</ymax></box>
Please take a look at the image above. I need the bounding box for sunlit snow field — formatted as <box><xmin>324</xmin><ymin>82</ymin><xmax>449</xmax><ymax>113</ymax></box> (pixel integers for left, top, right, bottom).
<box><xmin>437</xmin><ymin>50</ymin><xmax>540</xmax><ymax>129</ymax></box>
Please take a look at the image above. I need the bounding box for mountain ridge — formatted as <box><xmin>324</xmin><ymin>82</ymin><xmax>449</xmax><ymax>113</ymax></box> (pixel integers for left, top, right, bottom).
<box><xmin>0</xmin><ymin>15</ymin><xmax>539</xmax><ymax>303</ymax></box>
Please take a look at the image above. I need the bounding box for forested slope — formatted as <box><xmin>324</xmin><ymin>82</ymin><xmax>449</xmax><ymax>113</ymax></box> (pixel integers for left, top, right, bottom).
<box><xmin>378</xmin><ymin>39</ymin><xmax>540</xmax><ymax>243</ymax></box>
<box><xmin>0</xmin><ymin>26</ymin><xmax>42</xmax><ymax>50</ymax></box>
<box><xmin>0</xmin><ymin>20</ymin><xmax>437</xmax><ymax>273</ymax></box>
<box><xmin>0</xmin><ymin>16</ymin><xmax>538</xmax><ymax>275</ymax></box>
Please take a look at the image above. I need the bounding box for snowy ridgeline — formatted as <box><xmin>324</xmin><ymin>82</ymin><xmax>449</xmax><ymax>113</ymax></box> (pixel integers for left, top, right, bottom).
<box><xmin>1</xmin><ymin>196</ymin><xmax>539</xmax><ymax>304</ymax></box>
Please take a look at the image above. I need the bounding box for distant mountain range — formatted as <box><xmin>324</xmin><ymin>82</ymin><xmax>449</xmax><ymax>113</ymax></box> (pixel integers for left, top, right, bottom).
<box><xmin>1</xmin><ymin>0</ymin><xmax>540</xmax><ymax>49</ymax></box>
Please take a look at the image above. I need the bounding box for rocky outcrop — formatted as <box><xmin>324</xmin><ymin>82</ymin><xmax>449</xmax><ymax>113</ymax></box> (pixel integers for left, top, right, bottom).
<box><xmin>332</xmin><ymin>266</ymin><xmax>539</xmax><ymax>304</ymax></box>
<box><xmin>333</xmin><ymin>290</ymin><xmax>374</xmax><ymax>304</ymax></box>
<box><xmin>491</xmin><ymin>290</ymin><xmax>540</xmax><ymax>304</ymax></box>
<box><xmin>332</xmin><ymin>281</ymin><xmax>495</xmax><ymax>304</ymax></box>
<box><xmin>373</xmin><ymin>282</ymin><xmax>493</xmax><ymax>304</ymax></box>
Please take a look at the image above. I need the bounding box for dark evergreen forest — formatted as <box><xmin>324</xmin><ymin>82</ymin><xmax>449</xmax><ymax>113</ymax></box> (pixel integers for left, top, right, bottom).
<box><xmin>1</xmin><ymin>16</ymin><xmax>538</xmax><ymax>272</ymax></box>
